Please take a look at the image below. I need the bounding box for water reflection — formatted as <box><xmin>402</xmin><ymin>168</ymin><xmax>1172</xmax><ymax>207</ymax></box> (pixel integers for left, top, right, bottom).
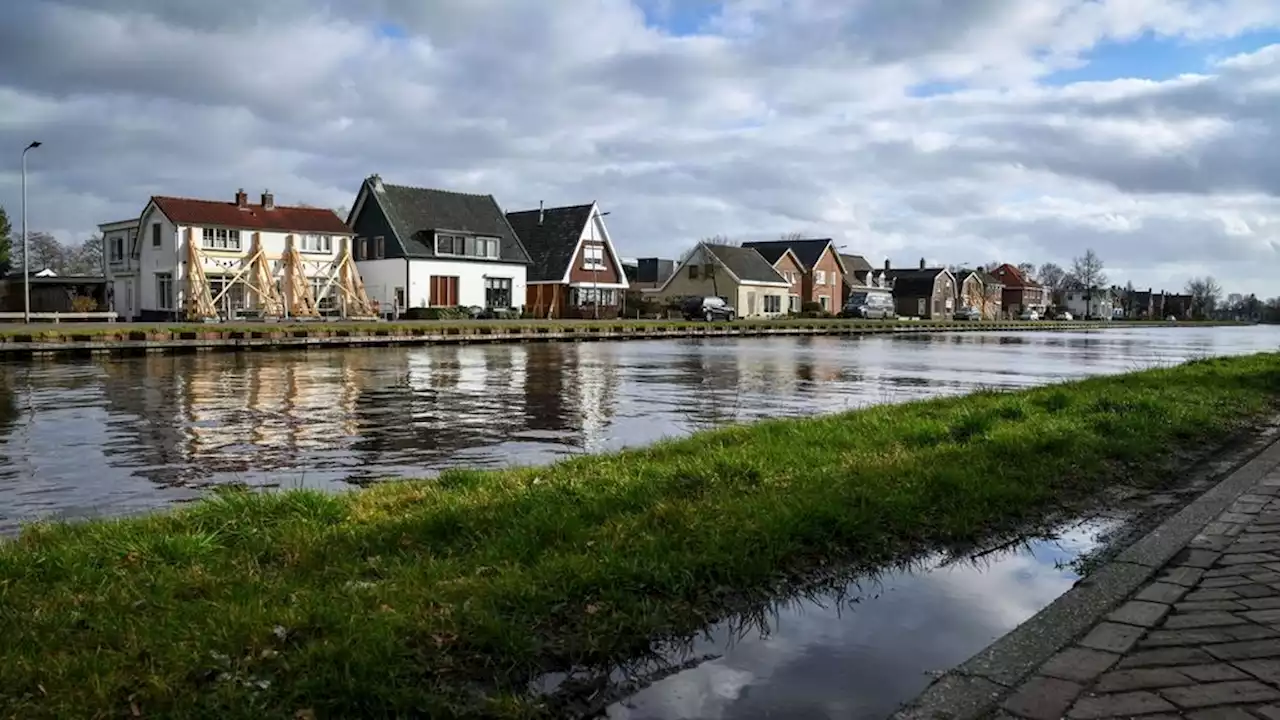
<box><xmin>604</xmin><ymin>519</ymin><xmax>1118</xmax><ymax>720</ymax></box>
<box><xmin>0</xmin><ymin>325</ymin><xmax>1277</xmax><ymax>531</ymax></box>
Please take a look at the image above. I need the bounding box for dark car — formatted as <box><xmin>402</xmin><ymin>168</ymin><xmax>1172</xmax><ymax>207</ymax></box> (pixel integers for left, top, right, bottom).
<box><xmin>841</xmin><ymin>291</ymin><xmax>896</xmax><ymax>319</ymax></box>
<box><xmin>682</xmin><ymin>296</ymin><xmax>737</xmax><ymax>321</ymax></box>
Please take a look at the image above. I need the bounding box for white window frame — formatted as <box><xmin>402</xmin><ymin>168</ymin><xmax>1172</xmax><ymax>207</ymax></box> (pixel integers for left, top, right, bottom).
<box><xmin>815</xmin><ymin>270</ymin><xmax>827</xmax><ymax>285</ymax></box>
<box><xmin>201</xmin><ymin>227</ymin><xmax>242</xmax><ymax>251</ymax></box>
<box><xmin>156</xmin><ymin>273</ymin><xmax>173</xmax><ymax>310</ymax></box>
<box><xmin>582</xmin><ymin>244</ymin><xmax>606</xmax><ymax>270</ymax></box>
<box><xmin>300</xmin><ymin>234</ymin><xmax>332</xmax><ymax>254</ymax></box>
<box><xmin>819</xmin><ymin>295</ymin><xmax>830</xmax><ymax>310</ymax></box>
<box><xmin>764</xmin><ymin>295</ymin><xmax>781</xmax><ymax>313</ymax></box>
<box><xmin>109</xmin><ymin>236</ymin><xmax>125</xmax><ymax>262</ymax></box>
<box><xmin>436</xmin><ymin>233</ymin><xmax>500</xmax><ymax>259</ymax></box>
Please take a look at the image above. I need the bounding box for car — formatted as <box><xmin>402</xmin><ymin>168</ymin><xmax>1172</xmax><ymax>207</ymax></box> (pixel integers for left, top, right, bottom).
<box><xmin>682</xmin><ymin>296</ymin><xmax>737</xmax><ymax>321</ymax></box>
<box><xmin>841</xmin><ymin>291</ymin><xmax>896</xmax><ymax>319</ymax></box>
<box><xmin>1019</xmin><ymin>310</ymin><xmax>1040</xmax><ymax>321</ymax></box>
<box><xmin>953</xmin><ymin>306</ymin><xmax>982</xmax><ymax>321</ymax></box>
<box><xmin>1059</xmin><ymin>311</ymin><xmax>1073</xmax><ymax>321</ymax></box>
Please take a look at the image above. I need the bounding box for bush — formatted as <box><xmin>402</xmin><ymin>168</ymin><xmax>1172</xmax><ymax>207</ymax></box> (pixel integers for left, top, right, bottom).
<box><xmin>70</xmin><ymin>296</ymin><xmax>99</xmax><ymax>313</ymax></box>
<box><xmin>402</xmin><ymin>306</ymin><xmax>474</xmax><ymax>320</ymax></box>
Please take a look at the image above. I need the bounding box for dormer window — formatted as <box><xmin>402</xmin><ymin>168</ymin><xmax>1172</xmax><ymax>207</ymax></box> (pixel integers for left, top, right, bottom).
<box><xmin>582</xmin><ymin>243</ymin><xmax>606</xmax><ymax>270</ymax></box>
<box><xmin>436</xmin><ymin>233</ymin><xmax>500</xmax><ymax>259</ymax></box>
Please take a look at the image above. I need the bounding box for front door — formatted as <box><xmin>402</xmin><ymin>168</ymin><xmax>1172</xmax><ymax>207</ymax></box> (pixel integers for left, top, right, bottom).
<box><xmin>917</xmin><ymin>298</ymin><xmax>926</xmax><ymax>317</ymax></box>
<box><xmin>747</xmin><ymin>292</ymin><xmax>756</xmax><ymax>316</ymax></box>
<box><xmin>124</xmin><ymin>279</ymin><xmax>134</xmax><ymax>318</ymax></box>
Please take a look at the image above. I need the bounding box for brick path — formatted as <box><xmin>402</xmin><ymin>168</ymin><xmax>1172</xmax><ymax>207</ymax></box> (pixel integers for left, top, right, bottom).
<box><xmin>997</xmin><ymin>470</ymin><xmax>1280</xmax><ymax>719</ymax></box>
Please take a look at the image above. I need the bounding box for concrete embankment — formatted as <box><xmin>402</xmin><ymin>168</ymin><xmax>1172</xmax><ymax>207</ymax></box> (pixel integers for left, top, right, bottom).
<box><xmin>0</xmin><ymin>319</ymin><xmax>1172</xmax><ymax>359</ymax></box>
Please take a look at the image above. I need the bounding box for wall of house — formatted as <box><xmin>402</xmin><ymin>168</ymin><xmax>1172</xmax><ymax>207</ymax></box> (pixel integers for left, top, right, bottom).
<box><xmin>930</xmin><ymin>274</ymin><xmax>956</xmax><ymax>318</ymax></box>
<box><xmin>774</xmin><ymin>253</ymin><xmax>804</xmax><ymax>312</ymax></box>
<box><xmin>348</xmin><ymin>187</ymin><xmax>407</xmax><ymax>259</ymax></box>
<box><xmin>1064</xmin><ymin>291</ymin><xmax>1114</xmax><ymax>319</ymax></box>
<box><xmin>651</xmin><ymin>247</ymin><xmax>734</xmax><ymax>302</ymax></box>
<box><xmin>567</xmin><ymin>214</ymin><xmax>624</xmax><ymax>285</ymax></box>
<box><xmin>405</xmin><ymin>259</ymin><xmax>527</xmax><ymax>309</ymax></box>
<box><xmin>356</xmin><ymin>258</ymin><xmax>407</xmax><ymax>316</ymax></box>
<box><xmin>136</xmin><ymin>206</ymin><xmax>181</xmax><ymax>319</ymax></box>
<box><xmin>802</xmin><ymin>246</ymin><xmax>844</xmax><ymax>312</ymax></box>
<box><xmin>735</xmin><ymin>284</ymin><xmax>788</xmax><ymax>318</ymax></box>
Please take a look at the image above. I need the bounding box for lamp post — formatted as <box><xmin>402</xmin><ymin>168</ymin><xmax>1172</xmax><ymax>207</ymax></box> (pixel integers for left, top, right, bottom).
<box><xmin>591</xmin><ymin>210</ymin><xmax>613</xmax><ymax>320</ymax></box>
<box><xmin>21</xmin><ymin>141</ymin><xmax>43</xmax><ymax>324</ymax></box>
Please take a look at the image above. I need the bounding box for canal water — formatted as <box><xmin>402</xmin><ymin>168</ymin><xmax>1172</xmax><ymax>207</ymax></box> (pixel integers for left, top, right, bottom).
<box><xmin>0</xmin><ymin>325</ymin><xmax>1275</xmax><ymax>533</ymax></box>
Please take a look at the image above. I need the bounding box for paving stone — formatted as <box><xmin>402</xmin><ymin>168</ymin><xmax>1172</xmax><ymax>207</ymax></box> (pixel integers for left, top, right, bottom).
<box><xmin>1205</xmin><ymin>521</ymin><xmax>1247</xmax><ymax>537</ymax></box>
<box><xmin>1108</xmin><ymin>601</ymin><xmax>1172</xmax><ymax>628</ymax></box>
<box><xmin>1243</xmin><ymin>608</ymin><xmax>1280</xmax><ymax>623</ymax></box>
<box><xmin>1201</xmin><ymin>576</ymin><xmax>1256</xmax><ymax>588</ymax></box>
<box><xmin>1230</xmin><ymin>501</ymin><xmax>1269</xmax><ymax>515</ymax></box>
<box><xmin>1160</xmin><ymin>567</ymin><xmax>1208</xmax><ymax>586</ymax></box>
<box><xmin>1176</xmin><ymin>600</ymin><xmax>1249</xmax><ymax>612</ymax></box>
<box><xmin>1187</xmin><ymin>708</ymin><xmax>1267</xmax><ymax>720</ymax></box>
<box><xmin>1161</xmin><ymin>611</ymin><xmax>1249</xmax><ymax>629</ymax></box>
<box><xmin>1138</xmin><ymin>582</ymin><xmax>1193</xmax><ymax>604</ymax></box>
<box><xmin>1160</xmin><ymin>680</ymin><xmax>1280</xmax><ymax>708</ymax></box>
<box><xmin>1241</xmin><ymin>597</ymin><xmax>1280</xmax><ymax>610</ymax></box>
<box><xmin>1092</xmin><ymin>667</ymin><xmax>1195</xmax><ymax>693</ymax></box>
<box><xmin>1001</xmin><ymin>676</ymin><xmax>1083</xmax><ymax>720</ymax></box>
<box><xmin>1254</xmin><ymin>514</ymin><xmax>1280</xmax><ymax>525</ymax></box>
<box><xmin>1039</xmin><ymin>647</ymin><xmax>1120</xmax><ymax>683</ymax></box>
<box><xmin>1181</xmin><ymin>549</ymin><xmax>1224</xmax><ymax>568</ymax></box>
<box><xmin>1185</xmin><ymin>588</ymin><xmax>1244</xmax><ymax>602</ymax></box>
<box><xmin>1141</xmin><ymin>625</ymin><xmax>1276</xmax><ymax>647</ymax></box>
<box><xmin>1238</xmin><ymin>493</ymin><xmax>1275</xmax><ymax>504</ymax></box>
<box><xmin>1232</xmin><ymin>584</ymin><xmax>1280</xmax><ymax>599</ymax></box>
<box><xmin>1235</xmin><ymin>658</ymin><xmax>1280</xmax><ymax>683</ymax></box>
<box><xmin>1065</xmin><ymin>691</ymin><xmax>1177</xmax><ymax>719</ymax></box>
<box><xmin>1178</xmin><ymin>663</ymin><xmax>1251</xmax><ymax>682</ymax></box>
<box><xmin>1117</xmin><ymin>647</ymin><xmax>1218</xmax><ymax>668</ymax></box>
<box><xmin>1079</xmin><ymin>622</ymin><xmax>1146</xmax><ymax>654</ymax></box>
<box><xmin>1207</xmin><ymin>639</ymin><xmax>1280</xmax><ymax>660</ymax></box>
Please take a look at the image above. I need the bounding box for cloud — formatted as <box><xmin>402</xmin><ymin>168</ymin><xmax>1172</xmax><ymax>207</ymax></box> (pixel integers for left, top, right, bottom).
<box><xmin>2</xmin><ymin>0</ymin><xmax>1280</xmax><ymax>295</ymax></box>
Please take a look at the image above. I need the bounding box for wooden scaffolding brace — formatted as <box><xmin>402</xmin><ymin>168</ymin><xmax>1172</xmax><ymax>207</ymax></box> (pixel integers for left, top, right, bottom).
<box><xmin>309</xmin><ymin>238</ymin><xmax>377</xmax><ymax>319</ymax></box>
<box><xmin>184</xmin><ymin>228</ymin><xmax>219</xmax><ymax>321</ymax></box>
<box><xmin>195</xmin><ymin>232</ymin><xmax>285</xmax><ymax>319</ymax></box>
<box><xmin>282</xmin><ymin>237</ymin><xmax>320</xmax><ymax>318</ymax></box>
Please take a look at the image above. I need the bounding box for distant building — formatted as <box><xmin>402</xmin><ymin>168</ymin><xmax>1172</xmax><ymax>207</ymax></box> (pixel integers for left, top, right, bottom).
<box><xmin>625</xmin><ymin>258</ymin><xmax>676</xmax><ymax>291</ymax></box>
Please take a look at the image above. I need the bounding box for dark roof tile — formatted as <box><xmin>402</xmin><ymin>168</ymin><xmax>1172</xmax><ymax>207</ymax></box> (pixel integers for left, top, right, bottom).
<box><xmin>741</xmin><ymin>238</ymin><xmax>836</xmax><ymax>270</ymax></box>
<box><xmin>505</xmin><ymin>204</ymin><xmax>594</xmax><ymax>282</ymax></box>
<box><xmin>705</xmin><ymin>244</ymin><xmax>788</xmax><ymax>284</ymax></box>
<box><xmin>369</xmin><ymin>180</ymin><xmax>531</xmax><ymax>263</ymax></box>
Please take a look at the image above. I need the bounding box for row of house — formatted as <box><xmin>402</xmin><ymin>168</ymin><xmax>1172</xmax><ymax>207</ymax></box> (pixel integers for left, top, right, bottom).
<box><xmin>91</xmin><ymin>178</ymin><xmax>1199</xmax><ymax>322</ymax></box>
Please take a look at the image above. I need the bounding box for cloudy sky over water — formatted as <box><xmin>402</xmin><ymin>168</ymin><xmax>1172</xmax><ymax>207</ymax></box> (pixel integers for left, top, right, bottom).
<box><xmin>2</xmin><ymin>0</ymin><xmax>1279</xmax><ymax>295</ymax></box>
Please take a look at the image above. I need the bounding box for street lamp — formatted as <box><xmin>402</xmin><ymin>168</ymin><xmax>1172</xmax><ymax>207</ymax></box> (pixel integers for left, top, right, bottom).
<box><xmin>21</xmin><ymin>141</ymin><xmax>42</xmax><ymax>324</ymax></box>
<box><xmin>591</xmin><ymin>210</ymin><xmax>613</xmax><ymax>320</ymax></box>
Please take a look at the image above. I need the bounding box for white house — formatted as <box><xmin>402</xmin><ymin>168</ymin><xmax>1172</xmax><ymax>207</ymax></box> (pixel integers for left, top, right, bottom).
<box><xmin>102</xmin><ymin>189</ymin><xmax>371</xmax><ymax>321</ymax></box>
<box><xmin>346</xmin><ymin>175</ymin><xmax>532</xmax><ymax>316</ymax></box>
<box><xmin>1063</xmin><ymin>287</ymin><xmax>1115</xmax><ymax>320</ymax></box>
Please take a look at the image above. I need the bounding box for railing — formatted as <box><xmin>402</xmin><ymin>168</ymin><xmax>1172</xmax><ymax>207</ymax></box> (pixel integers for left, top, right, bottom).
<box><xmin>0</xmin><ymin>312</ymin><xmax>119</xmax><ymax>323</ymax></box>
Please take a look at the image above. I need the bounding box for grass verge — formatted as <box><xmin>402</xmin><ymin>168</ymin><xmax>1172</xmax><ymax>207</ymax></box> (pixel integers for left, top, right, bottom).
<box><xmin>3</xmin><ymin>354</ymin><xmax>1280</xmax><ymax>719</ymax></box>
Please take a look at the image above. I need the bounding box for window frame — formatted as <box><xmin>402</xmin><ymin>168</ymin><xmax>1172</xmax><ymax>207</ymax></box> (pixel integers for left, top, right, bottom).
<box><xmin>300</xmin><ymin>234</ymin><xmax>333</xmax><ymax>254</ymax></box>
<box><xmin>484</xmin><ymin>277</ymin><xmax>513</xmax><ymax>309</ymax></box>
<box><xmin>156</xmin><ymin>272</ymin><xmax>173</xmax><ymax>310</ymax></box>
<box><xmin>201</xmin><ymin>227</ymin><xmax>242</xmax><ymax>251</ymax></box>
<box><xmin>582</xmin><ymin>243</ymin><xmax>606</xmax><ymax>270</ymax></box>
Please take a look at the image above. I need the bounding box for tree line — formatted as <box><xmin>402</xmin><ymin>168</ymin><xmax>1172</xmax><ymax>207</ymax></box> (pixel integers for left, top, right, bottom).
<box><xmin>0</xmin><ymin>205</ymin><xmax>105</xmax><ymax>277</ymax></box>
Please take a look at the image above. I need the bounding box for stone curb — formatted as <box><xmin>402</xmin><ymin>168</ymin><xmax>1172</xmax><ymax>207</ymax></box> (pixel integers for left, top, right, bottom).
<box><xmin>891</xmin><ymin>431</ymin><xmax>1280</xmax><ymax>720</ymax></box>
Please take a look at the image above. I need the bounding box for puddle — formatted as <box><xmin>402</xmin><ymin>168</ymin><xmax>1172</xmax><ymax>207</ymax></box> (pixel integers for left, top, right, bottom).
<box><xmin>597</xmin><ymin>517</ymin><xmax>1123</xmax><ymax>720</ymax></box>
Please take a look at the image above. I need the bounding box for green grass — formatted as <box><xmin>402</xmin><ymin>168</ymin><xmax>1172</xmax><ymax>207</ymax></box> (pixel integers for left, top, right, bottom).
<box><xmin>3</xmin><ymin>354</ymin><xmax>1279</xmax><ymax>719</ymax></box>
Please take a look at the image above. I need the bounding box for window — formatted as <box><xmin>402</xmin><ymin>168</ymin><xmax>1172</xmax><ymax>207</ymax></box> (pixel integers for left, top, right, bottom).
<box><xmin>300</xmin><ymin>234</ymin><xmax>332</xmax><ymax>253</ymax></box>
<box><xmin>688</xmin><ymin>265</ymin><xmax>699</xmax><ymax>279</ymax></box>
<box><xmin>394</xmin><ymin>287</ymin><xmax>406</xmax><ymax>309</ymax></box>
<box><xmin>110</xmin><ymin>236</ymin><xmax>124</xmax><ymax>262</ymax></box>
<box><xmin>156</xmin><ymin>273</ymin><xmax>173</xmax><ymax>310</ymax></box>
<box><xmin>201</xmin><ymin>227</ymin><xmax>242</xmax><ymax>251</ymax></box>
<box><xmin>570</xmin><ymin>287</ymin><xmax>618</xmax><ymax>306</ymax></box>
<box><xmin>151</xmin><ymin>223</ymin><xmax>162</xmax><ymax>247</ymax></box>
<box><xmin>815</xmin><ymin>270</ymin><xmax>827</xmax><ymax>285</ymax></box>
<box><xmin>819</xmin><ymin>295</ymin><xmax>830</xmax><ymax>310</ymax></box>
<box><xmin>436</xmin><ymin>233</ymin><xmax>499</xmax><ymax>259</ymax></box>
<box><xmin>764</xmin><ymin>295</ymin><xmax>781</xmax><ymax>313</ymax></box>
<box><xmin>429</xmin><ymin>276</ymin><xmax>459</xmax><ymax>306</ymax></box>
<box><xmin>582</xmin><ymin>244</ymin><xmax>606</xmax><ymax>270</ymax></box>
<box><xmin>310</xmin><ymin>277</ymin><xmax>335</xmax><ymax>309</ymax></box>
<box><xmin>484</xmin><ymin>277</ymin><xmax>513</xmax><ymax>308</ymax></box>
<box><xmin>375</xmin><ymin>236</ymin><xmax>386</xmax><ymax>259</ymax></box>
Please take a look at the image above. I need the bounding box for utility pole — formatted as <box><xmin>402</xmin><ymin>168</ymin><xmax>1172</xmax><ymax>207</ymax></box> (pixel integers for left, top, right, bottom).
<box><xmin>21</xmin><ymin>141</ymin><xmax>43</xmax><ymax>323</ymax></box>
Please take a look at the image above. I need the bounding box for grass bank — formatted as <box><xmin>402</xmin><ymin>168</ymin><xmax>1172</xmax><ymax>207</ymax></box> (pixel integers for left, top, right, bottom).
<box><xmin>4</xmin><ymin>354</ymin><xmax>1280</xmax><ymax>719</ymax></box>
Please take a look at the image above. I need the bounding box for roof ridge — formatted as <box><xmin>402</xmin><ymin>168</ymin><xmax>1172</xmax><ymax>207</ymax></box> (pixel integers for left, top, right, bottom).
<box><xmin>507</xmin><ymin>203</ymin><xmax>595</xmax><ymax>214</ymax></box>
<box><xmin>380</xmin><ymin>182</ymin><xmax>496</xmax><ymax>200</ymax></box>
<box><xmin>151</xmin><ymin>195</ymin><xmax>335</xmax><ymax>213</ymax></box>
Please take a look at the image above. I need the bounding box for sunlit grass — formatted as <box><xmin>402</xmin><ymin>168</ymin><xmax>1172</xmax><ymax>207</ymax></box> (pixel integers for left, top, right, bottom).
<box><xmin>2</xmin><ymin>354</ymin><xmax>1278</xmax><ymax>718</ymax></box>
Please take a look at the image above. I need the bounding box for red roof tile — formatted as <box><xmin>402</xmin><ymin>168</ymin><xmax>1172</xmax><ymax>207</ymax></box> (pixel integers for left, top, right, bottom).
<box><xmin>150</xmin><ymin>196</ymin><xmax>351</xmax><ymax>234</ymax></box>
<box><xmin>992</xmin><ymin>263</ymin><xmax>1042</xmax><ymax>289</ymax></box>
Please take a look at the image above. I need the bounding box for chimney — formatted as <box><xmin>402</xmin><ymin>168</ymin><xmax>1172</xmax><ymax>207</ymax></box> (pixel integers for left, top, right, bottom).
<box><xmin>884</xmin><ymin>258</ymin><xmax>891</xmax><ymax>271</ymax></box>
<box><xmin>235</xmin><ymin>188</ymin><xmax>248</xmax><ymax>209</ymax></box>
<box><xmin>261</xmin><ymin>190</ymin><xmax>274</xmax><ymax>210</ymax></box>
<box><xmin>370</xmin><ymin>174</ymin><xmax>384</xmax><ymax>192</ymax></box>
<box><xmin>919</xmin><ymin>257</ymin><xmax>926</xmax><ymax>270</ymax></box>
<box><xmin>538</xmin><ymin>200</ymin><xmax>544</xmax><ymax>226</ymax></box>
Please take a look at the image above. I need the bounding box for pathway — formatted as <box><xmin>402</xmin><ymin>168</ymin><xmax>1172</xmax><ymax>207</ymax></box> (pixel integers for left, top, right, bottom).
<box><xmin>996</xmin><ymin>468</ymin><xmax>1280</xmax><ymax>719</ymax></box>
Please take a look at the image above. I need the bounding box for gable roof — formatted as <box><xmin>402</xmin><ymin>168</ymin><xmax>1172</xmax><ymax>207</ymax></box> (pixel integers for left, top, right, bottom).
<box><xmin>991</xmin><ymin>263</ymin><xmax>1042</xmax><ymax>289</ymax></box>
<box><xmin>741</xmin><ymin>238</ymin><xmax>843</xmax><ymax>272</ymax></box>
<box><xmin>704</xmin><ymin>244</ymin><xmax>790</xmax><ymax>284</ymax></box>
<box><xmin>353</xmin><ymin>176</ymin><xmax>531</xmax><ymax>263</ymax></box>
<box><xmin>840</xmin><ymin>253</ymin><xmax>873</xmax><ymax>273</ymax></box>
<box><xmin>957</xmin><ymin>268</ymin><xmax>1002</xmax><ymax>286</ymax></box>
<box><xmin>150</xmin><ymin>196</ymin><xmax>351</xmax><ymax>234</ymax></box>
<box><xmin>885</xmin><ymin>268</ymin><xmax>949</xmax><ymax>296</ymax></box>
<box><xmin>504</xmin><ymin>204</ymin><xmax>595</xmax><ymax>282</ymax></box>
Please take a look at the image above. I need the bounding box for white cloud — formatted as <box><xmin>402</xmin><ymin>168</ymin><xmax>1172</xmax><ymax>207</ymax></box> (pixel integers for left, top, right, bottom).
<box><xmin>1</xmin><ymin>0</ymin><xmax>1279</xmax><ymax>295</ymax></box>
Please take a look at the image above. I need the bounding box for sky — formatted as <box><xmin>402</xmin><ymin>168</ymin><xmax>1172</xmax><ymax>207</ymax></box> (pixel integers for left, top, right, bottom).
<box><xmin>1</xmin><ymin>0</ymin><xmax>1279</xmax><ymax>296</ymax></box>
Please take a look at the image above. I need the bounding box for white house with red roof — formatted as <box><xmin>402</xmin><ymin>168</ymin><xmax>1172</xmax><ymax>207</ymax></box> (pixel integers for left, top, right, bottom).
<box><xmin>101</xmin><ymin>189</ymin><xmax>372</xmax><ymax>321</ymax></box>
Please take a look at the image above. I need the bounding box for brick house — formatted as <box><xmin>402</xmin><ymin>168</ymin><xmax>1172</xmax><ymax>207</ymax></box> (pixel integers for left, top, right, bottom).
<box><xmin>991</xmin><ymin>263</ymin><xmax>1047</xmax><ymax>317</ymax></box>
<box><xmin>505</xmin><ymin>202</ymin><xmax>629</xmax><ymax>318</ymax></box>
<box><xmin>741</xmin><ymin>238</ymin><xmax>846</xmax><ymax>313</ymax></box>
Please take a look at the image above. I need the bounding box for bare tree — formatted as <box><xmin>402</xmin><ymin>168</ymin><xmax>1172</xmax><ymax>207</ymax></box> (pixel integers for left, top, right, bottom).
<box><xmin>10</xmin><ymin>231</ymin><xmax>68</xmax><ymax>275</ymax></box>
<box><xmin>1071</xmin><ymin>249</ymin><xmax>1107</xmax><ymax>318</ymax></box>
<box><xmin>1037</xmin><ymin>263</ymin><xmax>1068</xmax><ymax>294</ymax></box>
<box><xmin>65</xmin><ymin>235</ymin><xmax>104</xmax><ymax>275</ymax></box>
<box><xmin>702</xmin><ymin>234</ymin><xmax>738</xmax><ymax>246</ymax></box>
<box><xmin>1186</xmin><ymin>276</ymin><xmax>1223</xmax><ymax>319</ymax></box>
<box><xmin>778</xmin><ymin>231</ymin><xmax>805</xmax><ymax>242</ymax></box>
<box><xmin>0</xmin><ymin>205</ymin><xmax>11</xmax><ymax>276</ymax></box>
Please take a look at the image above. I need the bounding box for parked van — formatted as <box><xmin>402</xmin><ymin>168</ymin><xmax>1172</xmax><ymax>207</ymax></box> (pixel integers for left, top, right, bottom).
<box><xmin>842</xmin><ymin>291</ymin><xmax>896</xmax><ymax>319</ymax></box>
